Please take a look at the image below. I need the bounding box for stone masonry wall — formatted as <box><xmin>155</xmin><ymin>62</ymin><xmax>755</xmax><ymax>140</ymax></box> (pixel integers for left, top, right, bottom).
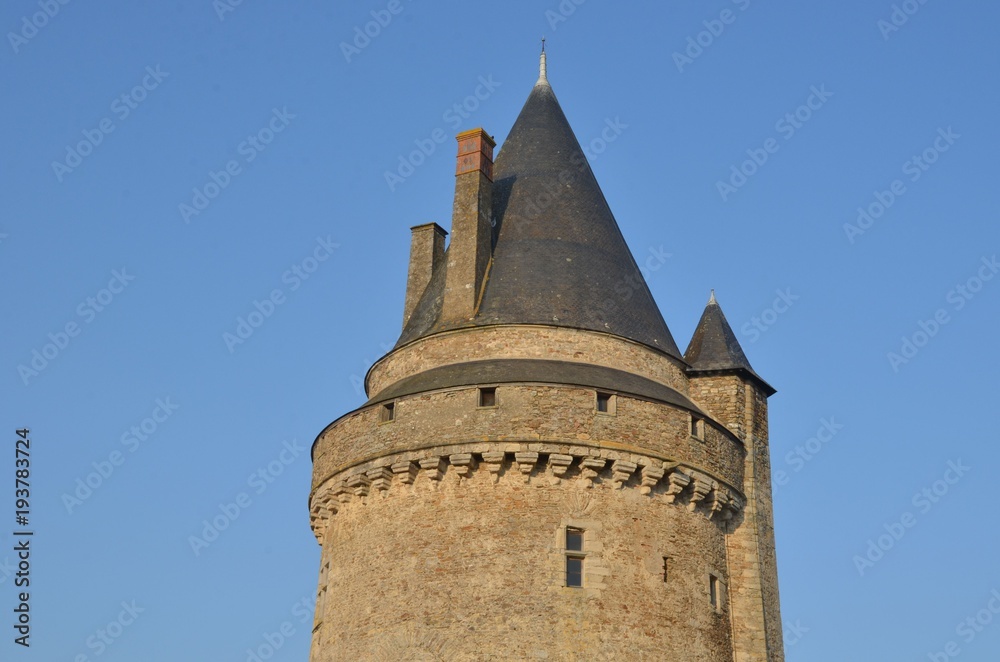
<box><xmin>311</xmin><ymin>454</ymin><xmax>735</xmax><ymax>661</ymax></box>
<box><xmin>312</xmin><ymin>332</ymin><xmax>784</xmax><ymax>660</ymax></box>
<box><xmin>689</xmin><ymin>374</ymin><xmax>784</xmax><ymax>662</ymax></box>
<box><xmin>440</xmin><ymin>168</ymin><xmax>492</xmax><ymax>324</ymax></box>
<box><xmin>748</xmin><ymin>387</ymin><xmax>784</xmax><ymax>661</ymax></box>
<box><xmin>688</xmin><ymin>373</ymin><xmax>748</xmax><ymax>440</ymax></box>
<box><xmin>311</xmin><ymin>385</ymin><xmax>745</xmax><ymax>495</ymax></box>
<box><xmin>366</xmin><ymin>325</ymin><xmax>689</xmax><ymax>399</ymax></box>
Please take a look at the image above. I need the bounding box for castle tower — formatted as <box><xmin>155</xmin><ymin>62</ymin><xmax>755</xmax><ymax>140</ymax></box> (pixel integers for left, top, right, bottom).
<box><xmin>309</xmin><ymin>53</ymin><xmax>784</xmax><ymax>661</ymax></box>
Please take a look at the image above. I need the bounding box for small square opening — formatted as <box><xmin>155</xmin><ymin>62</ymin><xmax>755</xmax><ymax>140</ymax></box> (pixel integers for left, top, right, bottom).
<box><xmin>596</xmin><ymin>392</ymin><xmax>615</xmax><ymax>414</ymax></box>
<box><xmin>478</xmin><ymin>387</ymin><xmax>497</xmax><ymax>407</ymax></box>
<box><xmin>690</xmin><ymin>415</ymin><xmax>704</xmax><ymax>439</ymax></box>
<box><xmin>380</xmin><ymin>402</ymin><xmax>395</xmax><ymax>422</ymax></box>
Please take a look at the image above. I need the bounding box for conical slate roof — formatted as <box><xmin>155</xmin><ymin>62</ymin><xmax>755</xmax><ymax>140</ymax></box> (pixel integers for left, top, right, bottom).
<box><xmin>397</xmin><ymin>62</ymin><xmax>681</xmax><ymax>359</ymax></box>
<box><xmin>684</xmin><ymin>292</ymin><xmax>775</xmax><ymax>395</ymax></box>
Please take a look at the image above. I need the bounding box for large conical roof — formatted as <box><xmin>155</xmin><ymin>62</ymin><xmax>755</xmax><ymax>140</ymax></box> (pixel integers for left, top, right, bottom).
<box><xmin>397</xmin><ymin>60</ymin><xmax>681</xmax><ymax>359</ymax></box>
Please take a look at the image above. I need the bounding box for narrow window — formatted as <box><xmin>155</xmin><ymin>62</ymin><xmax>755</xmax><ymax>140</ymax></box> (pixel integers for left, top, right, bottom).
<box><xmin>595</xmin><ymin>391</ymin><xmax>615</xmax><ymax>414</ymax></box>
<box><xmin>565</xmin><ymin>527</ymin><xmax>585</xmax><ymax>588</ymax></box>
<box><xmin>566</xmin><ymin>556</ymin><xmax>583</xmax><ymax>588</ymax></box>
<box><xmin>478</xmin><ymin>387</ymin><xmax>497</xmax><ymax>407</ymax></box>
<box><xmin>380</xmin><ymin>402</ymin><xmax>395</xmax><ymax>422</ymax></box>
<box><xmin>709</xmin><ymin>574</ymin><xmax>719</xmax><ymax>609</ymax></box>
<box><xmin>566</xmin><ymin>527</ymin><xmax>584</xmax><ymax>552</ymax></box>
<box><xmin>662</xmin><ymin>557</ymin><xmax>669</xmax><ymax>583</ymax></box>
<box><xmin>690</xmin><ymin>415</ymin><xmax>704</xmax><ymax>439</ymax></box>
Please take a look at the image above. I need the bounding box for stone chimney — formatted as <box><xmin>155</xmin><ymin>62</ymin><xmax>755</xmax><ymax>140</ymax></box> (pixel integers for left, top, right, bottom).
<box><xmin>440</xmin><ymin>128</ymin><xmax>494</xmax><ymax>324</ymax></box>
<box><xmin>402</xmin><ymin>223</ymin><xmax>447</xmax><ymax>328</ymax></box>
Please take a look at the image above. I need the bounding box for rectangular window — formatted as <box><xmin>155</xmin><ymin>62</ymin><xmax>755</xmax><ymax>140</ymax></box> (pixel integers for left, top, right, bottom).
<box><xmin>566</xmin><ymin>556</ymin><xmax>583</xmax><ymax>588</ymax></box>
<box><xmin>690</xmin><ymin>415</ymin><xmax>704</xmax><ymax>439</ymax></box>
<box><xmin>709</xmin><ymin>574</ymin><xmax>719</xmax><ymax>609</ymax></box>
<box><xmin>662</xmin><ymin>557</ymin><xmax>669</xmax><ymax>583</ymax></box>
<box><xmin>478</xmin><ymin>387</ymin><xmax>497</xmax><ymax>407</ymax></box>
<box><xmin>566</xmin><ymin>527</ymin><xmax>584</xmax><ymax>552</ymax></box>
<box><xmin>595</xmin><ymin>392</ymin><xmax>615</xmax><ymax>414</ymax></box>
<box><xmin>380</xmin><ymin>402</ymin><xmax>395</xmax><ymax>422</ymax></box>
<box><xmin>565</xmin><ymin>527</ymin><xmax>585</xmax><ymax>588</ymax></box>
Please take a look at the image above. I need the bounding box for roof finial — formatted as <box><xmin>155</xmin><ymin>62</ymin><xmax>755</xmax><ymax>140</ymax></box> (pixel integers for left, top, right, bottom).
<box><xmin>537</xmin><ymin>38</ymin><xmax>549</xmax><ymax>86</ymax></box>
<box><xmin>709</xmin><ymin>289</ymin><xmax>717</xmax><ymax>304</ymax></box>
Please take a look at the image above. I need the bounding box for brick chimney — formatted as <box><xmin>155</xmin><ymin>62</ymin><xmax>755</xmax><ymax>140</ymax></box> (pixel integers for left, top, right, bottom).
<box><xmin>402</xmin><ymin>222</ymin><xmax>447</xmax><ymax>328</ymax></box>
<box><xmin>440</xmin><ymin>128</ymin><xmax>494</xmax><ymax>324</ymax></box>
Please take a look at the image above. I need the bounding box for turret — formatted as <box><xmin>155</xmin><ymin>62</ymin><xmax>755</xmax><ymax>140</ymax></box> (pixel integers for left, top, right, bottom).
<box><xmin>309</xmin><ymin>50</ymin><xmax>785</xmax><ymax>661</ymax></box>
<box><xmin>685</xmin><ymin>291</ymin><xmax>784</xmax><ymax>662</ymax></box>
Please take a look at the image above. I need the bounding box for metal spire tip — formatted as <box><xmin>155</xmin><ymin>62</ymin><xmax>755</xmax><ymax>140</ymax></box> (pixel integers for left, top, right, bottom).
<box><xmin>537</xmin><ymin>39</ymin><xmax>548</xmax><ymax>86</ymax></box>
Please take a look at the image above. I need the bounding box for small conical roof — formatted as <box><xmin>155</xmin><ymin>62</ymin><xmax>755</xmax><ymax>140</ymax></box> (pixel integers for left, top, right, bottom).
<box><xmin>397</xmin><ymin>53</ymin><xmax>681</xmax><ymax>359</ymax></box>
<box><xmin>684</xmin><ymin>292</ymin><xmax>774</xmax><ymax>394</ymax></box>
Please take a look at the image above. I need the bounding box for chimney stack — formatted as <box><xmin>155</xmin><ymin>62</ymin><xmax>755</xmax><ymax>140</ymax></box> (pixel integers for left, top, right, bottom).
<box><xmin>402</xmin><ymin>223</ymin><xmax>447</xmax><ymax>329</ymax></box>
<box><xmin>440</xmin><ymin>128</ymin><xmax>494</xmax><ymax>324</ymax></box>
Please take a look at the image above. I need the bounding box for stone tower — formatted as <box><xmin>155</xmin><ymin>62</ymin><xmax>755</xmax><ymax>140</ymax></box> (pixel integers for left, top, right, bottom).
<box><xmin>309</xmin><ymin>52</ymin><xmax>784</xmax><ymax>661</ymax></box>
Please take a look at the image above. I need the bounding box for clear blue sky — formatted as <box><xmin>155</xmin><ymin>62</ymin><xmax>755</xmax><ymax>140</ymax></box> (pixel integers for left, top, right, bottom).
<box><xmin>2</xmin><ymin>1</ymin><xmax>998</xmax><ymax>660</ymax></box>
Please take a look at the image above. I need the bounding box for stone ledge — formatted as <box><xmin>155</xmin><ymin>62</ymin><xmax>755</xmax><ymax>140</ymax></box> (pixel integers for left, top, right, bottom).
<box><xmin>309</xmin><ymin>442</ymin><xmax>745</xmax><ymax>542</ymax></box>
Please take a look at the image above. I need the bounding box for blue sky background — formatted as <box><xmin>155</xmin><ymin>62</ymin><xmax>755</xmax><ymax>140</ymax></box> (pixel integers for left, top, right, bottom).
<box><xmin>2</xmin><ymin>1</ymin><xmax>998</xmax><ymax>660</ymax></box>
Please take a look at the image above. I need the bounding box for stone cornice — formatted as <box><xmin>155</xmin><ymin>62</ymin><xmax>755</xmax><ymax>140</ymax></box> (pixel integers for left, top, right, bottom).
<box><xmin>309</xmin><ymin>442</ymin><xmax>745</xmax><ymax>542</ymax></box>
